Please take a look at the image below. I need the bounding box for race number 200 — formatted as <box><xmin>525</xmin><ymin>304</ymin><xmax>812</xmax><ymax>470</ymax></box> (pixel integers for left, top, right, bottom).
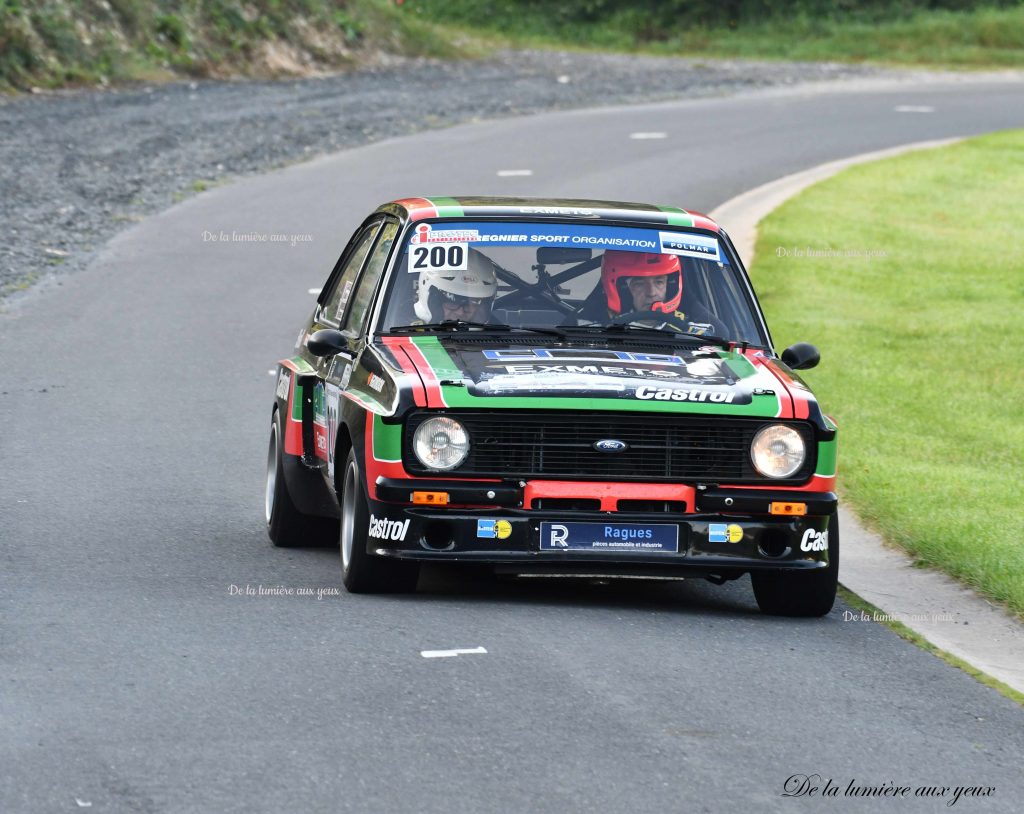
<box><xmin>408</xmin><ymin>243</ymin><xmax>469</xmax><ymax>273</ymax></box>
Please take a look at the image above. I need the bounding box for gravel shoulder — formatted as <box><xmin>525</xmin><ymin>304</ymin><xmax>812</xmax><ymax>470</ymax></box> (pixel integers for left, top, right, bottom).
<box><xmin>0</xmin><ymin>51</ymin><xmax>913</xmax><ymax>303</ymax></box>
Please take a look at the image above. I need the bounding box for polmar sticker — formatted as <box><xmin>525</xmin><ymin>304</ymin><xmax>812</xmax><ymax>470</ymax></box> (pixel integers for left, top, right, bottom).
<box><xmin>659</xmin><ymin>232</ymin><xmax>721</xmax><ymax>261</ymax></box>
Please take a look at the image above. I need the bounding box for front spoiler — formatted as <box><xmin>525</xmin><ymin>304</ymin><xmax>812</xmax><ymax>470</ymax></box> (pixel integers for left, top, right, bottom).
<box><xmin>363</xmin><ymin>496</ymin><xmax>836</xmax><ymax>575</ymax></box>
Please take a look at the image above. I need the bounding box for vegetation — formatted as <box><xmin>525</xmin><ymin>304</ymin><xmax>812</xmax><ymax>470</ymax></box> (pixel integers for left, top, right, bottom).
<box><xmin>3</xmin><ymin>1</ymin><xmax>1024</xmax><ymax>91</ymax></box>
<box><xmin>753</xmin><ymin>130</ymin><xmax>1024</xmax><ymax>618</ymax></box>
<box><xmin>0</xmin><ymin>0</ymin><xmax>466</xmax><ymax>91</ymax></box>
<box><xmin>410</xmin><ymin>0</ymin><xmax>1024</xmax><ymax>68</ymax></box>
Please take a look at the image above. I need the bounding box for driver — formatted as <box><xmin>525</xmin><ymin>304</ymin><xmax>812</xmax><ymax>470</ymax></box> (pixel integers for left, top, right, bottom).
<box><xmin>414</xmin><ymin>248</ymin><xmax>498</xmax><ymax>323</ymax></box>
<box><xmin>591</xmin><ymin>250</ymin><xmax>727</xmax><ymax>336</ymax></box>
<box><xmin>602</xmin><ymin>250</ymin><xmax>682</xmax><ymax>316</ymax></box>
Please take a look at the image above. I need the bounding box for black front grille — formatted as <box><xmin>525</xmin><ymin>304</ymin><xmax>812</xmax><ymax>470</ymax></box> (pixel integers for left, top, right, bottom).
<box><xmin>404</xmin><ymin>411</ymin><xmax>816</xmax><ymax>484</ymax></box>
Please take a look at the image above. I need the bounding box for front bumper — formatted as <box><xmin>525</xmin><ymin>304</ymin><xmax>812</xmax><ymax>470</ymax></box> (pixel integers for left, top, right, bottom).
<box><xmin>366</xmin><ymin>481</ymin><xmax>836</xmax><ymax>577</ymax></box>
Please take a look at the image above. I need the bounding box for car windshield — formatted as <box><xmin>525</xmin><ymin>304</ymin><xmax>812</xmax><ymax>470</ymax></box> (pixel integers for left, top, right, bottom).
<box><xmin>377</xmin><ymin>220</ymin><xmax>767</xmax><ymax>345</ymax></box>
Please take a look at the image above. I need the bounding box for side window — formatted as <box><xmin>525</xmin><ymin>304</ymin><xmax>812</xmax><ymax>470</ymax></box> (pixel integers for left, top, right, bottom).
<box><xmin>342</xmin><ymin>221</ymin><xmax>399</xmax><ymax>336</ymax></box>
<box><xmin>699</xmin><ymin>259</ymin><xmax>764</xmax><ymax>344</ymax></box>
<box><xmin>320</xmin><ymin>222</ymin><xmax>381</xmax><ymax>326</ymax></box>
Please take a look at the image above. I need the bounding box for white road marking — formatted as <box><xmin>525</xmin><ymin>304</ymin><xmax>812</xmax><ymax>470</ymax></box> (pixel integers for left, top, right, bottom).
<box><xmin>308</xmin><ymin>287</ymin><xmax>321</xmax><ymax>295</ymax></box>
<box><xmin>421</xmin><ymin>646</ymin><xmax>488</xmax><ymax>659</ymax></box>
<box><xmin>894</xmin><ymin>105</ymin><xmax>935</xmax><ymax>113</ymax></box>
<box><xmin>497</xmin><ymin>169</ymin><xmax>533</xmax><ymax>177</ymax></box>
<box><xmin>75</xmin><ymin>801</ymin><xmax>92</xmax><ymax>809</ymax></box>
<box><xmin>630</xmin><ymin>132</ymin><xmax>668</xmax><ymax>140</ymax></box>
<box><xmin>268</xmin><ymin>370</ymin><xmax>276</xmax><ymax>375</ymax></box>
<box><xmin>556</xmin><ymin>75</ymin><xmax>571</xmax><ymax>84</ymax></box>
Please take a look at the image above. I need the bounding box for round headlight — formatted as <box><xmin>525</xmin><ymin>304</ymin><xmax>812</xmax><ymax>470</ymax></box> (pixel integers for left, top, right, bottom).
<box><xmin>413</xmin><ymin>416</ymin><xmax>470</xmax><ymax>471</ymax></box>
<box><xmin>751</xmin><ymin>424</ymin><xmax>806</xmax><ymax>479</ymax></box>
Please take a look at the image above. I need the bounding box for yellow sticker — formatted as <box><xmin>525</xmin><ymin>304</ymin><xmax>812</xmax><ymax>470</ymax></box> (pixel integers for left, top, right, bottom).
<box><xmin>495</xmin><ymin>520</ymin><xmax>512</xmax><ymax>540</ymax></box>
<box><xmin>727</xmin><ymin>524</ymin><xmax>744</xmax><ymax>543</ymax></box>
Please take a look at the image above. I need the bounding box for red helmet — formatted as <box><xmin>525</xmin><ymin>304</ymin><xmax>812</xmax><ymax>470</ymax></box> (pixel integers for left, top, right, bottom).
<box><xmin>601</xmin><ymin>251</ymin><xmax>682</xmax><ymax>314</ymax></box>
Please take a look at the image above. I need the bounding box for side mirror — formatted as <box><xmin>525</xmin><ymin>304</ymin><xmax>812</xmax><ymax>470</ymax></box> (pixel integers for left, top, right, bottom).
<box><xmin>781</xmin><ymin>342</ymin><xmax>820</xmax><ymax>371</ymax></box>
<box><xmin>307</xmin><ymin>329</ymin><xmax>348</xmax><ymax>358</ymax></box>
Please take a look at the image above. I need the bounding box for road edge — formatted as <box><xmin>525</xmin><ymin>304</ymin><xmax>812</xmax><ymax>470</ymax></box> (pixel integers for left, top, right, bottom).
<box><xmin>710</xmin><ymin>139</ymin><xmax>1024</xmax><ymax>698</ymax></box>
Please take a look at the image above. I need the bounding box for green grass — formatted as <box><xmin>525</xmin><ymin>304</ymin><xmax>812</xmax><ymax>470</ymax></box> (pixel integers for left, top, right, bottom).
<box><xmin>670</xmin><ymin>8</ymin><xmax>1024</xmax><ymax>67</ymax></box>
<box><xmin>751</xmin><ymin>130</ymin><xmax>1024</xmax><ymax>617</ymax></box>
<box><xmin>412</xmin><ymin>1</ymin><xmax>1024</xmax><ymax>69</ymax></box>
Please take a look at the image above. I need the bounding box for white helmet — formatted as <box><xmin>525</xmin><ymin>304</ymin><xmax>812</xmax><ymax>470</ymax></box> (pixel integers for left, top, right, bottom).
<box><xmin>414</xmin><ymin>249</ymin><xmax>498</xmax><ymax>321</ymax></box>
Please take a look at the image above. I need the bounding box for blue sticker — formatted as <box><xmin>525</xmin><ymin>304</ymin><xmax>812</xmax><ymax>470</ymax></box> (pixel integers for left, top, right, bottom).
<box><xmin>659</xmin><ymin>231</ymin><xmax>721</xmax><ymax>261</ymax></box>
<box><xmin>708</xmin><ymin>523</ymin><xmax>729</xmax><ymax>543</ymax></box>
<box><xmin>477</xmin><ymin>519</ymin><xmax>497</xmax><ymax>539</ymax></box>
<box><xmin>540</xmin><ymin>522</ymin><xmax>678</xmax><ymax>553</ymax></box>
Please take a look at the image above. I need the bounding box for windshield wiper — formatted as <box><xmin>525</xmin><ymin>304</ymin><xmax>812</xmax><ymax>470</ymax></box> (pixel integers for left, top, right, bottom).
<box><xmin>560</xmin><ymin>323</ymin><xmax>734</xmax><ymax>349</ymax></box>
<box><xmin>387</xmin><ymin>321</ymin><xmax>566</xmax><ymax>338</ymax></box>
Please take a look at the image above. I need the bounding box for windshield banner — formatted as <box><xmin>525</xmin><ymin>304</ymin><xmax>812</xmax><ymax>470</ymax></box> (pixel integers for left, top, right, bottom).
<box><xmin>409</xmin><ymin>221</ymin><xmax>726</xmax><ymax>262</ymax></box>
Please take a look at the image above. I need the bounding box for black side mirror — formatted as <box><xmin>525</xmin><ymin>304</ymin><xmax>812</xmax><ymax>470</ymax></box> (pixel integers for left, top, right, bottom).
<box><xmin>781</xmin><ymin>342</ymin><xmax>820</xmax><ymax>371</ymax></box>
<box><xmin>307</xmin><ymin>329</ymin><xmax>348</xmax><ymax>358</ymax></box>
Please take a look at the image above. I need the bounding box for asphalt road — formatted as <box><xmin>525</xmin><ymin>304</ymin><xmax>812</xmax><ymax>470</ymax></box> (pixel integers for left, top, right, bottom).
<box><xmin>3</xmin><ymin>76</ymin><xmax>1023</xmax><ymax>813</ymax></box>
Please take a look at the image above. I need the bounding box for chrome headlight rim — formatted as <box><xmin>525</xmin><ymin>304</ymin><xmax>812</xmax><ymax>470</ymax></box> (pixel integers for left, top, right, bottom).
<box><xmin>750</xmin><ymin>423</ymin><xmax>807</xmax><ymax>479</ymax></box>
<box><xmin>412</xmin><ymin>416</ymin><xmax>471</xmax><ymax>472</ymax></box>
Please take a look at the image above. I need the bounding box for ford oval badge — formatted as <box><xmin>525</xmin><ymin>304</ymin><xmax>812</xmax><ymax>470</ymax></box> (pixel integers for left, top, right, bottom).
<box><xmin>593</xmin><ymin>439</ymin><xmax>628</xmax><ymax>453</ymax></box>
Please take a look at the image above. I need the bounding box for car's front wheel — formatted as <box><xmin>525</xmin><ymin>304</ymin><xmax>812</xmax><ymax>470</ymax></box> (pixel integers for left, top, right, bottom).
<box><xmin>340</xmin><ymin>448</ymin><xmax>420</xmax><ymax>593</ymax></box>
<box><xmin>751</xmin><ymin>513</ymin><xmax>839</xmax><ymax>617</ymax></box>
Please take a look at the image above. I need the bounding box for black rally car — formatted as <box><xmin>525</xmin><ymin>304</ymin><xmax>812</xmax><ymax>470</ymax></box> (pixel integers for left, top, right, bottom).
<box><xmin>266</xmin><ymin>197</ymin><xmax>838</xmax><ymax>616</ymax></box>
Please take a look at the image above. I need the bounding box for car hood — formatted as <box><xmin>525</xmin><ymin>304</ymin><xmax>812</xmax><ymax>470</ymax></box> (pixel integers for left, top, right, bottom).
<box><xmin>380</xmin><ymin>335</ymin><xmax>804</xmax><ymax>419</ymax></box>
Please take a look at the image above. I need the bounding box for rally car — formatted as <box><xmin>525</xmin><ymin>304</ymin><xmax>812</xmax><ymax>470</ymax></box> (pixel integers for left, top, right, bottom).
<box><xmin>265</xmin><ymin>197</ymin><xmax>838</xmax><ymax>616</ymax></box>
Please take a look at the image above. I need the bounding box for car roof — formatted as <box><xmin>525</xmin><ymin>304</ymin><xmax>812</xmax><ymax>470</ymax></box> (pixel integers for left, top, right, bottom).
<box><xmin>378</xmin><ymin>196</ymin><xmax>721</xmax><ymax>233</ymax></box>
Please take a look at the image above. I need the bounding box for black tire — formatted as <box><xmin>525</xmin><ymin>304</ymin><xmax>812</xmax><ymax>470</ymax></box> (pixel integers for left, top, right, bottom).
<box><xmin>265</xmin><ymin>409</ymin><xmax>336</xmax><ymax>547</ymax></box>
<box><xmin>339</xmin><ymin>448</ymin><xmax>420</xmax><ymax>593</ymax></box>
<box><xmin>751</xmin><ymin>513</ymin><xmax>839</xmax><ymax>617</ymax></box>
